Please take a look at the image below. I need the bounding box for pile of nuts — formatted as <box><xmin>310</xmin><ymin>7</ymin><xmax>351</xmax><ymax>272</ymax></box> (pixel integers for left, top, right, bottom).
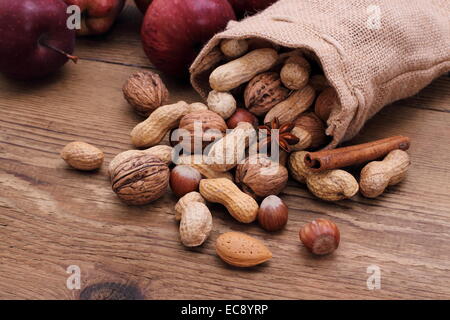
<box><xmin>60</xmin><ymin>38</ymin><xmax>411</xmax><ymax>268</ymax></box>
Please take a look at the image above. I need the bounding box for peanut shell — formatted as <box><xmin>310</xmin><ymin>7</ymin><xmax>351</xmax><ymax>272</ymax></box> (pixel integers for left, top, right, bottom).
<box><xmin>174</xmin><ymin>191</ymin><xmax>206</xmax><ymax>221</ymax></box>
<box><xmin>179</xmin><ymin>202</ymin><xmax>212</xmax><ymax>247</ymax></box>
<box><xmin>199</xmin><ymin>178</ymin><xmax>259</xmax><ymax>223</ymax></box>
<box><xmin>264</xmin><ymin>85</ymin><xmax>316</xmax><ymax>125</ymax></box>
<box><xmin>306</xmin><ymin>170</ymin><xmax>359</xmax><ymax>201</ymax></box>
<box><xmin>209</xmin><ymin>48</ymin><xmax>278</xmax><ymax>92</ymax></box>
<box><xmin>61</xmin><ymin>141</ymin><xmax>104</xmax><ymax>171</ymax></box>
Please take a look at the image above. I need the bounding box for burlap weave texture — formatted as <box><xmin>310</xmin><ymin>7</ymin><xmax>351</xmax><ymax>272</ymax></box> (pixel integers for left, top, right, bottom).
<box><xmin>190</xmin><ymin>0</ymin><xmax>450</xmax><ymax>148</ymax></box>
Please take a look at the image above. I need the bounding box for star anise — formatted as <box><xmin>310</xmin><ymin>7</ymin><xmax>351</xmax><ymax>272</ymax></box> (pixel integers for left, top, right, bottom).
<box><xmin>258</xmin><ymin>117</ymin><xmax>300</xmax><ymax>153</ymax></box>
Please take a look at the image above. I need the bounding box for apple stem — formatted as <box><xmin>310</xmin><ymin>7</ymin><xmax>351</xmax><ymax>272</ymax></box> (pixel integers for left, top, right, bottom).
<box><xmin>40</xmin><ymin>42</ymin><xmax>78</xmax><ymax>64</ymax></box>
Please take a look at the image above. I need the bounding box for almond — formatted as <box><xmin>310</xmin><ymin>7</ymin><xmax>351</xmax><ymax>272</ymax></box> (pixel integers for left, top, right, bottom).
<box><xmin>215</xmin><ymin>232</ymin><xmax>272</xmax><ymax>267</ymax></box>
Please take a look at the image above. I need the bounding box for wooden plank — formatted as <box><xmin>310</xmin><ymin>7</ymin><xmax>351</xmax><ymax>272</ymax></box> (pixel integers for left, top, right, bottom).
<box><xmin>402</xmin><ymin>75</ymin><xmax>450</xmax><ymax>113</ymax></box>
<box><xmin>1</xmin><ymin>57</ymin><xmax>450</xmax><ymax>299</ymax></box>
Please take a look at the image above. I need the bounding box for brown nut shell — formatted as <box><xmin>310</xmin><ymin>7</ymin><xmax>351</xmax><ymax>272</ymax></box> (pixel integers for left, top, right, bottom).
<box><xmin>299</xmin><ymin>218</ymin><xmax>340</xmax><ymax>255</ymax></box>
<box><xmin>244</xmin><ymin>72</ymin><xmax>289</xmax><ymax>116</ymax></box>
<box><xmin>314</xmin><ymin>87</ymin><xmax>338</xmax><ymax>122</ymax></box>
<box><xmin>122</xmin><ymin>71</ymin><xmax>169</xmax><ymax>117</ymax></box>
<box><xmin>258</xmin><ymin>195</ymin><xmax>288</xmax><ymax>232</ymax></box>
<box><xmin>178</xmin><ymin>110</ymin><xmax>227</xmax><ymax>151</ymax></box>
<box><xmin>293</xmin><ymin>112</ymin><xmax>327</xmax><ymax>149</ymax></box>
<box><xmin>235</xmin><ymin>154</ymin><xmax>288</xmax><ymax>198</ymax></box>
<box><xmin>226</xmin><ymin>108</ymin><xmax>259</xmax><ymax>129</ymax></box>
<box><xmin>216</xmin><ymin>232</ymin><xmax>272</xmax><ymax>267</ymax></box>
<box><xmin>61</xmin><ymin>141</ymin><xmax>104</xmax><ymax>171</ymax></box>
<box><xmin>110</xmin><ymin>152</ymin><xmax>169</xmax><ymax>205</ymax></box>
<box><xmin>170</xmin><ymin>165</ymin><xmax>202</xmax><ymax>198</ymax></box>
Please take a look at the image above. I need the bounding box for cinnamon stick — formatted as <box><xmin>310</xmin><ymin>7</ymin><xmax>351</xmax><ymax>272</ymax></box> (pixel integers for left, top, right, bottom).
<box><xmin>304</xmin><ymin>136</ymin><xmax>410</xmax><ymax>172</ymax></box>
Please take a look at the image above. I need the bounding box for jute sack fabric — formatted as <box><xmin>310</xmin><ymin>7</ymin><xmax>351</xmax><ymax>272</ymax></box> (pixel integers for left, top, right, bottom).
<box><xmin>190</xmin><ymin>0</ymin><xmax>450</xmax><ymax>148</ymax></box>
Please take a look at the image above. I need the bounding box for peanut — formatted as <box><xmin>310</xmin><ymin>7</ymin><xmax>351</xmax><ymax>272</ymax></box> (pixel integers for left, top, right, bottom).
<box><xmin>306</xmin><ymin>170</ymin><xmax>359</xmax><ymax>201</ymax></box>
<box><xmin>209</xmin><ymin>48</ymin><xmax>278</xmax><ymax>92</ymax></box>
<box><xmin>174</xmin><ymin>191</ymin><xmax>206</xmax><ymax>221</ymax></box>
<box><xmin>145</xmin><ymin>145</ymin><xmax>174</xmax><ymax>165</ymax></box>
<box><xmin>189</xmin><ymin>102</ymin><xmax>208</xmax><ymax>110</ymax></box>
<box><xmin>289</xmin><ymin>151</ymin><xmax>359</xmax><ymax>201</ymax></box>
<box><xmin>199</xmin><ymin>178</ymin><xmax>259</xmax><ymax>223</ymax></box>
<box><xmin>130</xmin><ymin>101</ymin><xmax>207</xmax><ymax>148</ymax></box>
<box><xmin>207</xmin><ymin>122</ymin><xmax>256</xmax><ymax>172</ymax></box>
<box><xmin>280</xmin><ymin>55</ymin><xmax>311</xmax><ymax>90</ymax></box>
<box><xmin>360</xmin><ymin>149</ymin><xmax>410</xmax><ymax>198</ymax></box>
<box><xmin>264</xmin><ymin>85</ymin><xmax>316</xmax><ymax>125</ymax></box>
<box><xmin>176</xmin><ymin>155</ymin><xmax>234</xmax><ymax>181</ymax></box>
<box><xmin>207</xmin><ymin>90</ymin><xmax>237</xmax><ymax>119</ymax></box>
<box><xmin>179</xmin><ymin>202</ymin><xmax>213</xmax><ymax>247</ymax></box>
<box><xmin>288</xmin><ymin>151</ymin><xmax>310</xmax><ymax>184</ymax></box>
<box><xmin>220</xmin><ymin>39</ymin><xmax>248</xmax><ymax>59</ymax></box>
<box><xmin>61</xmin><ymin>141</ymin><xmax>104</xmax><ymax>171</ymax></box>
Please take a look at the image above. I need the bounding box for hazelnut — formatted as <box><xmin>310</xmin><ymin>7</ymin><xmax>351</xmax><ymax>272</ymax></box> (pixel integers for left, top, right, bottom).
<box><xmin>207</xmin><ymin>90</ymin><xmax>237</xmax><ymax>119</ymax></box>
<box><xmin>226</xmin><ymin>108</ymin><xmax>259</xmax><ymax>129</ymax></box>
<box><xmin>122</xmin><ymin>71</ymin><xmax>169</xmax><ymax>117</ymax></box>
<box><xmin>169</xmin><ymin>165</ymin><xmax>202</xmax><ymax>198</ymax></box>
<box><xmin>314</xmin><ymin>87</ymin><xmax>338</xmax><ymax>122</ymax></box>
<box><xmin>235</xmin><ymin>154</ymin><xmax>288</xmax><ymax>199</ymax></box>
<box><xmin>299</xmin><ymin>218</ymin><xmax>340</xmax><ymax>255</ymax></box>
<box><xmin>309</xmin><ymin>74</ymin><xmax>329</xmax><ymax>92</ymax></box>
<box><xmin>177</xmin><ymin>110</ymin><xmax>227</xmax><ymax>152</ymax></box>
<box><xmin>292</xmin><ymin>112</ymin><xmax>327</xmax><ymax>150</ymax></box>
<box><xmin>244</xmin><ymin>72</ymin><xmax>289</xmax><ymax>116</ymax></box>
<box><xmin>258</xmin><ymin>195</ymin><xmax>288</xmax><ymax>232</ymax></box>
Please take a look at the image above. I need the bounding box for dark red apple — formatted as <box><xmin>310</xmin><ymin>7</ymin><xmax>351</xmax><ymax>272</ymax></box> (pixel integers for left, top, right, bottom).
<box><xmin>63</xmin><ymin>0</ymin><xmax>125</xmax><ymax>36</ymax></box>
<box><xmin>0</xmin><ymin>0</ymin><xmax>77</xmax><ymax>80</ymax></box>
<box><xmin>227</xmin><ymin>0</ymin><xmax>277</xmax><ymax>17</ymax></box>
<box><xmin>141</xmin><ymin>0</ymin><xmax>236</xmax><ymax>79</ymax></box>
<box><xmin>134</xmin><ymin>0</ymin><xmax>152</xmax><ymax>14</ymax></box>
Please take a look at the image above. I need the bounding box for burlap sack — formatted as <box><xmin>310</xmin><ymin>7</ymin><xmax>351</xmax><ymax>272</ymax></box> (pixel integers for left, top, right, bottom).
<box><xmin>190</xmin><ymin>0</ymin><xmax>450</xmax><ymax>148</ymax></box>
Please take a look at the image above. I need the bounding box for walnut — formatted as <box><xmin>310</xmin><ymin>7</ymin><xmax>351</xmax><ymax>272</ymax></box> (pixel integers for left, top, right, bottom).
<box><xmin>122</xmin><ymin>71</ymin><xmax>169</xmax><ymax>117</ymax></box>
<box><xmin>109</xmin><ymin>152</ymin><xmax>170</xmax><ymax>205</ymax></box>
<box><xmin>235</xmin><ymin>154</ymin><xmax>288</xmax><ymax>199</ymax></box>
<box><xmin>244</xmin><ymin>72</ymin><xmax>289</xmax><ymax>116</ymax></box>
<box><xmin>177</xmin><ymin>110</ymin><xmax>227</xmax><ymax>152</ymax></box>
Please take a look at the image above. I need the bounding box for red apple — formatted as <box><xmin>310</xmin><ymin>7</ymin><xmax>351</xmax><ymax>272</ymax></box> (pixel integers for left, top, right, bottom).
<box><xmin>227</xmin><ymin>0</ymin><xmax>277</xmax><ymax>17</ymax></box>
<box><xmin>0</xmin><ymin>0</ymin><xmax>77</xmax><ymax>80</ymax></box>
<box><xmin>134</xmin><ymin>0</ymin><xmax>152</xmax><ymax>14</ymax></box>
<box><xmin>141</xmin><ymin>0</ymin><xmax>236</xmax><ymax>79</ymax></box>
<box><xmin>63</xmin><ymin>0</ymin><xmax>125</xmax><ymax>36</ymax></box>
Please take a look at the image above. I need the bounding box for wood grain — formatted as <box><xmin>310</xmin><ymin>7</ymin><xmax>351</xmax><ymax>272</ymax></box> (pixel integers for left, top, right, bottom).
<box><xmin>0</xmin><ymin>2</ymin><xmax>449</xmax><ymax>300</ymax></box>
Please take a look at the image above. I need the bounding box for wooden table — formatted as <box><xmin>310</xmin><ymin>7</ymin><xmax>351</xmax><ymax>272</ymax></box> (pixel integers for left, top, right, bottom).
<box><xmin>1</xmin><ymin>3</ymin><xmax>449</xmax><ymax>300</ymax></box>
